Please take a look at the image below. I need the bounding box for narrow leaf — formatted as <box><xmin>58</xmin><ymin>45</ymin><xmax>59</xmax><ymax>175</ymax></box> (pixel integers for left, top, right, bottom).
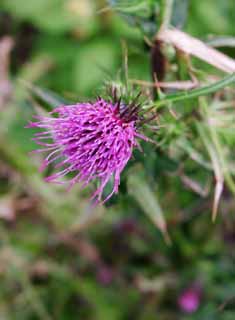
<box><xmin>127</xmin><ymin>166</ymin><xmax>170</xmax><ymax>243</ymax></box>
<box><xmin>20</xmin><ymin>80</ymin><xmax>70</xmax><ymax>109</ymax></box>
<box><xmin>148</xmin><ymin>73</ymin><xmax>235</xmax><ymax>110</ymax></box>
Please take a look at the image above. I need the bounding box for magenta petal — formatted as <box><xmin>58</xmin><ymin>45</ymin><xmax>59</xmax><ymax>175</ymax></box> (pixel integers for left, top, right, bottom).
<box><xmin>27</xmin><ymin>98</ymin><xmax>148</xmax><ymax>202</ymax></box>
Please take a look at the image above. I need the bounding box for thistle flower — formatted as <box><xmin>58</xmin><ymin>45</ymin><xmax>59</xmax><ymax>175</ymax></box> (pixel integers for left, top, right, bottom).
<box><xmin>28</xmin><ymin>94</ymin><xmax>150</xmax><ymax>203</ymax></box>
<box><xmin>178</xmin><ymin>285</ymin><xmax>201</xmax><ymax>313</ymax></box>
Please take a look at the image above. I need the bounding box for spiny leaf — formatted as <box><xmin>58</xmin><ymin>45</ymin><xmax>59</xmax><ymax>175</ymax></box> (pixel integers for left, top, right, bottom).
<box><xmin>197</xmin><ymin>123</ymin><xmax>224</xmax><ymax>221</ymax></box>
<box><xmin>148</xmin><ymin>73</ymin><xmax>235</xmax><ymax>110</ymax></box>
<box><xmin>127</xmin><ymin>166</ymin><xmax>170</xmax><ymax>243</ymax></box>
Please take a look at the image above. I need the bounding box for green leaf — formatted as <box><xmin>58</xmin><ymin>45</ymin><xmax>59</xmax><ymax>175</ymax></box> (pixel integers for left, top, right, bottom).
<box><xmin>74</xmin><ymin>38</ymin><xmax>119</xmax><ymax>96</ymax></box>
<box><xmin>1</xmin><ymin>0</ymin><xmax>97</xmax><ymax>33</ymax></box>
<box><xmin>176</xmin><ymin>138</ymin><xmax>212</xmax><ymax>170</ymax></box>
<box><xmin>108</xmin><ymin>0</ymin><xmax>152</xmax><ymax>16</ymax></box>
<box><xmin>171</xmin><ymin>0</ymin><xmax>189</xmax><ymax>28</ymax></box>
<box><xmin>127</xmin><ymin>165</ymin><xmax>170</xmax><ymax>243</ymax></box>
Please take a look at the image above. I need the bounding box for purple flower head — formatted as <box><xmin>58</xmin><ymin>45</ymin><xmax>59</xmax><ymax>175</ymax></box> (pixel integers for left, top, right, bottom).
<box><xmin>178</xmin><ymin>285</ymin><xmax>201</xmax><ymax>313</ymax></box>
<box><xmin>28</xmin><ymin>95</ymin><xmax>150</xmax><ymax>203</ymax></box>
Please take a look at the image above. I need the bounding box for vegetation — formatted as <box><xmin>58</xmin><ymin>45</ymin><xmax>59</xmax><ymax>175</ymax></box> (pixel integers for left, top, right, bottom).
<box><xmin>0</xmin><ymin>0</ymin><xmax>235</xmax><ymax>319</ymax></box>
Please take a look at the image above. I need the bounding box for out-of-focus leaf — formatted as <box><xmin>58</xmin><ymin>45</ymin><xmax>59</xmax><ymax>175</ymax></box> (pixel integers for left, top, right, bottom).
<box><xmin>176</xmin><ymin>138</ymin><xmax>212</xmax><ymax>170</ymax></box>
<box><xmin>78</xmin><ymin>280</ymin><xmax>123</xmax><ymax>320</ymax></box>
<box><xmin>127</xmin><ymin>165</ymin><xmax>170</xmax><ymax>243</ymax></box>
<box><xmin>108</xmin><ymin>0</ymin><xmax>159</xmax><ymax>36</ymax></box>
<box><xmin>1</xmin><ymin>0</ymin><xmax>97</xmax><ymax>34</ymax></box>
<box><xmin>21</xmin><ymin>81</ymin><xmax>70</xmax><ymax>109</ymax></box>
<box><xmin>75</xmin><ymin>38</ymin><xmax>119</xmax><ymax>96</ymax></box>
<box><xmin>197</xmin><ymin>123</ymin><xmax>224</xmax><ymax>221</ymax></box>
<box><xmin>207</xmin><ymin>36</ymin><xmax>235</xmax><ymax>48</ymax></box>
<box><xmin>187</xmin><ymin>0</ymin><xmax>235</xmax><ymax>36</ymax></box>
<box><xmin>171</xmin><ymin>0</ymin><xmax>189</xmax><ymax>29</ymax></box>
<box><xmin>69</xmin><ymin>203</ymin><xmax>106</xmax><ymax>233</ymax></box>
<box><xmin>108</xmin><ymin>0</ymin><xmax>152</xmax><ymax>16</ymax></box>
<box><xmin>14</xmin><ymin>55</ymin><xmax>53</xmax><ymax>101</ymax></box>
<box><xmin>197</xmin><ymin>97</ymin><xmax>235</xmax><ymax>220</ymax></box>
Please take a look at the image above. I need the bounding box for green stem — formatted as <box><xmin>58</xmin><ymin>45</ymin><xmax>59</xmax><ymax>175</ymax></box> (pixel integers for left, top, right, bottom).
<box><xmin>148</xmin><ymin>73</ymin><xmax>235</xmax><ymax>110</ymax></box>
<box><xmin>161</xmin><ymin>0</ymin><xmax>174</xmax><ymax>30</ymax></box>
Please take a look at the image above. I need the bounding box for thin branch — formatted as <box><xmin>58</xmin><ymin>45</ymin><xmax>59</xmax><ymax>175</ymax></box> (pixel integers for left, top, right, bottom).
<box><xmin>157</xmin><ymin>29</ymin><xmax>235</xmax><ymax>73</ymax></box>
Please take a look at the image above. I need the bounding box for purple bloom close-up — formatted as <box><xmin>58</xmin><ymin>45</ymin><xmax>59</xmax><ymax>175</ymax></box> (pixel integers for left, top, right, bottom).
<box><xmin>178</xmin><ymin>286</ymin><xmax>201</xmax><ymax>313</ymax></box>
<box><xmin>28</xmin><ymin>97</ymin><xmax>148</xmax><ymax>202</ymax></box>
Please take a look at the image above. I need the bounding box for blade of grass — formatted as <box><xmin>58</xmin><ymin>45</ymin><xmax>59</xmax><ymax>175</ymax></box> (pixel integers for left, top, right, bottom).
<box><xmin>127</xmin><ymin>166</ymin><xmax>170</xmax><ymax>244</ymax></box>
<box><xmin>200</xmin><ymin>97</ymin><xmax>235</xmax><ymax>195</ymax></box>
<box><xmin>197</xmin><ymin>123</ymin><xmax>224</xmax><ymax>221</ymax></box>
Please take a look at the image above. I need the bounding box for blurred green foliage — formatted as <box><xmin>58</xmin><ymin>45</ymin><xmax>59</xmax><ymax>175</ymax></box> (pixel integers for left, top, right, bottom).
<box><xmin>0</xmin><ymin>0</ymin><xmax>235</xmax><ymax>319</ymax></box>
